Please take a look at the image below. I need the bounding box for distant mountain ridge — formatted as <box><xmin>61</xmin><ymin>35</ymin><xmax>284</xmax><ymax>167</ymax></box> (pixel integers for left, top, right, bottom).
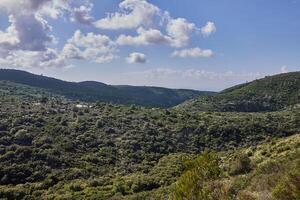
<box><xmin>177</xmin><ymin>71</ymin><xmax>300</xmax><ymax>112</ymax></box>
<box><xmin>0</xmin><ymin>69</ymin><xmax>212</xmax><ymax>107</ymax></box>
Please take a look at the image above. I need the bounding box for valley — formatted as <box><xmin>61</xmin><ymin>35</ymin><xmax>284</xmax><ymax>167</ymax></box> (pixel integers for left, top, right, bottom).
<box><xmin>0</xmin><ymin>70</ymin><xmax>299</xmax><ymax>199</ymax></box>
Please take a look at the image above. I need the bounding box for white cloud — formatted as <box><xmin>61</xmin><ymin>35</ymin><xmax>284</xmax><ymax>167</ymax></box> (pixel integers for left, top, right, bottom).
<box><xmin>62</xmin><ymin>30</ymin><xmax>116</xmax><ymax>64</ymax></box>
<box><xmin>94</xmin><ymin>0</ymin><xmax>160</xmax><ymax>30</ymax></box>
<box><xmin>201</xmin><ymin>21</ymin><xmax>216</xmax><ymax>36</ymax></box>
<box><xmin>116</xmin><ymin>17</ymin><xmax>202</xmax><ymax>48</ymax></box>
<box><xmin>116</xmin><ymin>27</ymin><xmax>171</xmax><ymax>46</ymax></box>
<box><xmin>0</xmin><ymin>13</ymin><xmax>54</xmax><ymax>53</ymax></box>
<box><xmin>0</xmin><ymin>18</ymin><xmax>19</xmax><ymax>50</ymax></box>
<box><xmin>0</xmin><ymin>0</ymin><xmax>70</xmax><ymax>19</ymax></box>
<box><xmin>70</xmin><ymin>3</ymin><xmax>94</xmax><ymax>25</ymax></box>
<box><xmin>172</xmin><ymin>47</ymin><xmax>213</xmax><ymax>58</ymax></box>
<box><xmin>166</xmin><ymin>18</ymin><xmax>196</xmax><ymax>47</ymax></box>
<box><xmin>126</xmin><ymin>52</ymin><xmax>147</xmax><ymax>64</ymax></box>
<box><xmin>94</xmin><ymin>0</ymin><xmax>206</xmax><ymax>48</ymax></box>
<box><xmin>0</xmin><ymin>48</ymin><xmax>68</xmax><ymax>69</ymax></box>
<box><xmin>68</xmin><ymin>30</ymin><xmax>114</xmax><ymax>53</ymax></box>
<box><xmin>0</xmin><ymin>0</ymin><xmax>216</xmax><ymax>69</ymax></box>
<box><xmin>116</xmin><ymin>22</ymin><xmax>197</xmax><ymax>48</ymax></box>
<box><xmin>94</xmin><ymin>54</ymin><xmax>116</xmax><ymax>64</ymax></box>
<box><xmin>62</xmin><ymin>43</ymin><xmax>84</xmax><ymax>59</ymax></box>
<box><xmin>0</xmin><ymin>0</ymin><xmax>93</xmax><ymax>69</ymax></box>
<box><xmin>0</xmin><ymin>0</ymin><xmax>69</xmax><ymax>69</ymax></box>
<box><xmin>10</xmin><ymin>14</ymin><xmax>54</xmax><ymax>51</ymax></box>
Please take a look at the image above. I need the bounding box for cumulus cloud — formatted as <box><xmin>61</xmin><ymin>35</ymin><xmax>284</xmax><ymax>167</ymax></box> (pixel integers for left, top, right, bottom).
<box><xmin>0</xmin><ymin>48</ymin><xmax>68</xmax><ymax>69</ymax></box>
<box><xmin>94</xmin><ymin>0</ymin><xmax>160</xmax><ymax>30</ymax></box>
<box><xmin>0</xmin><ymin>0</ymin><xmax>71</xmax><ymax>19</ymax></box>
<box><xmin>61</xmin><ymin>43</ymin><xmax>84</xmax><ymax>60</ymax></box>
<box><xmin>0</xmin><ymin>12</ymin><xmax>54</xmax><ymax>53</ymax></box>
<box><xmin>201</xmin><ymin>21</ymin><xmax>216</xmax><ymax>36</ymax></box>
<box><xmin>116</xmin><ymin>23</ymin><xmax>197</xmax><ymax>48</ymax></box>
<box><xmin>0</xmin><ymin>0</ymin><xmax>49</xmax><ymax>14</ymax></box>
<box><xmin>0</xmin><ymin>18</ymin><xmax>19</xmax><ymax>50</ymax></box>
<box><xmin>68</xmin><ymin>30</ymin><xmax>114</xmax><ymax>53</ymax></box>
<box><xmin>0</xmin><ymin>0</ymin><xmax>96</xmax><ymax>69</ymax></box>
<box><xmin>116</xmin><ymin>27</ymin><xmax>171</xmax><ymax>46</ymax></box>
<box><xmin>95</xmin><ymin>0</ymin><xmax>205</xmax><ymax>48</ymax></box>
<box><xmin>10</xmin><ymin>14</ymin><xmax>54</xmax><ymax>51</ymax></box>
<box><xmin>126</xmin><ymin>52</ymin><xmax>147</xmax><ymax>64</ymax></box>
<box><xmin>62</xmin><ymin>30</ymin><xmax>116</xmax><ymax>63</ymax></box>
<box><xmin>0</xmin><ymin>0</ymin><xmax>216</xmax><ymax>69</ymax></box>
<box><xmin>166</xmin><ymin>18</ymin><xmax>196</xmax><ymax>47</ymax></box>
<box><xmin>70</xmin><ymin>3</ymin><xmax>94</xmax><ymax>25</ymax></box>
<box><xmin>0</xmin><ymin>0</ymin><xmax>68</xmax><ymax>69</ymax></box>
<box><xmin>172</xmin><ymin>48</ymin><xmax>213</xmax><ymax>58</ymax></box>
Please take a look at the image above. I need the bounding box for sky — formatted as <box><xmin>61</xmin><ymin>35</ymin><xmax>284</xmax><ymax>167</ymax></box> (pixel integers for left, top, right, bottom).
<box><xmin>0</xmin><ymin>0</ymin><xmax>299</xmax><ymax>91</ymax></box>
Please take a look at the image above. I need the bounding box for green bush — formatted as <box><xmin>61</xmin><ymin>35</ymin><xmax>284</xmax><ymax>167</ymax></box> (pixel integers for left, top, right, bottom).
<box><xmin>172</xmin><ymin>151</ymin><xmax>221</xmax><ymax>200</ymax></box>
<box><xmin>272</xmin><ymin>170</ymin><xmax>300</xmax><ymax>200</ymax></box>
<box><xmin>69</xmin><ymin>182</ymin><xmax>84</xmax><ymax>192</ymax></box>
<box><xmin>229</xmin><ymin>153</ymin><xmax>252</xmax><ymax>175</ymax></box>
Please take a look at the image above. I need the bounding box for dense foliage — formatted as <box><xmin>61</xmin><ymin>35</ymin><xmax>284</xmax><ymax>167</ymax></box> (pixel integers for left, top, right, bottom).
<box><xmin>0</xmin><ymin>85</ymin><xmax>299</xmax><ymax>199</ymax></box>
<box><xmin>170</xmin><ymin>134</ymin><xmax>300</xmax><ymax>200</ymax></box>
<box><xmin>0</xmin><ymin>71</ymin><xmax>299</xmax><ymax>199</ymax></box>
<box><xmin>178</xmin><ymin>72</ymin><xmax>300</xmax><ymax>112</ymax></box>
<box><xmin>0</xmin><ymin>69</ymin><xmax>210</xmax><ymax>108</ymax></box>
<box><xmin>172</xmin><ymin>151</ymin><xmax>221</xmax><ymax>200</ymax></box>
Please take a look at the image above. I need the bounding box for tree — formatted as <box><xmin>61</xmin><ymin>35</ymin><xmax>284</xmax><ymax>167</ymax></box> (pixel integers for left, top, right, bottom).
<box><xmin>172</xmin><ymin>151</ymin><xmax>221</xmax><ymax>200</ymax></box>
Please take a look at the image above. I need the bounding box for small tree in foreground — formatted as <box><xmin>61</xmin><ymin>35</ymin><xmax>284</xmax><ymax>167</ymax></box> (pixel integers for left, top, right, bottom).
<box><xmin>171</xmin><ymin>151</ymin><xmax>222</xmax><ymax>200</ymax></box>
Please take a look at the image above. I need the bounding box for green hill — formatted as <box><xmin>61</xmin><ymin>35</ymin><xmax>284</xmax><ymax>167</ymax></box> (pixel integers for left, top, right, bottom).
<box><xmin>0</xmin><ymin>70</ymin><xmax>299</xmax><ymax>199</ymax></box>
<box><xmin>0</xmin><ymin>88</ymin><xmax>299</xmax><ymax>199</ymax></box>
<box><xmin>0</xmin><ymin>69</ymin><xmax>211</xmax><ymax>108</ymax></box>
<box><xmin>177</xmin><ymin>72</ymin><xmax>300</xmax><ymax>112</ymax></box>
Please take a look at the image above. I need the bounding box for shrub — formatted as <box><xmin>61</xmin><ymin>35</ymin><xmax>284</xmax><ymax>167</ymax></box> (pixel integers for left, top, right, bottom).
<box><xmin>113</xmin><ymin>178</ymin><xmax>129</xmax><ymax>195</ymax></box>
<box><xmin>229</xmin><ymin>153</ymin><xmax>252</xmax><ymax>175</ymax></box>
<box><xmin>70</xmin><ymin>182</ymin><xmax>84</xmax><ymax>192</ymax></box>
<box><xmin>172</xmin><ymin>151</ymin><xmax>221</xmax><ymax>200</ymax></box>
<box><xmin>272</xmin><ymin>170</ymin><xmax>300</xmax><ymax>200</ymax></box>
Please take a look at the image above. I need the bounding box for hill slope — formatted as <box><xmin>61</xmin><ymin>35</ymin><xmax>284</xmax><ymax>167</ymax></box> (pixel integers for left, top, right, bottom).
<box><xmin>0</xmin><ymin>90</ymin><xmax>299</xmax><ymax>199</ymax></box>
<box><xmin>178</xmin><ymin>72</ymin><xmax>300</xmax><ymax>112</ymax></box>
<box><xmin>0</xmin><ymin>69</ymin><xmax>211</xmax><ymax>108</ymax></box>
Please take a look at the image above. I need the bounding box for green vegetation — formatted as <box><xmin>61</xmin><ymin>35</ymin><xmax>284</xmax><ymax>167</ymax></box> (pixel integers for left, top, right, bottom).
<box><xmin>170</xmin><ymin>134</ymin><xmax>300</xmax><ymax>200</ymax></box>
<box><xmin>178</xmin><ymin>72</ymin><xmax>300</xmax><ymax>112</ymax></box>
<box><xmin>0</xmin><ymin>71</ymin><xmax>299</xmax><ymax>199</ymax></box>
<box><xmin>172</xmin><ymin>151</ymin><xmax>221</xmax><ymax>200</ymax></box>
<box><xmin>0</xmin><ymin>69</ymin><xmax>211</xmax><ymax>108</ymax></box>
<box><xmin>0</xmin><ymin>87</ymin><xmax>299</xmax><ymax>199</ymax></box>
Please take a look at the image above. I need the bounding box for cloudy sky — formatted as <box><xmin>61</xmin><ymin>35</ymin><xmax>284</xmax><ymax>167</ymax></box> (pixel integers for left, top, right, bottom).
<box><xmin>0</xmin><ymin>0</ymin><xmax>299</xmax><ymax>91</ymax></box>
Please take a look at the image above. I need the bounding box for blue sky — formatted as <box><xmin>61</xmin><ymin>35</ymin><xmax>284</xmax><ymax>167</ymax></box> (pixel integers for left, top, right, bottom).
<box><xmin>0</xmin><ymin>0</ymin><xmax>299</xmax><ymax>91</ymax></box>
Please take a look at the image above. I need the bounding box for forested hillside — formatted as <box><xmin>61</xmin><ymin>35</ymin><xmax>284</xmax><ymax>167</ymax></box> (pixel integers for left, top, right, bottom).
<box><xmin>0</xmin><ymin>69</ymin><xmax>209</xmax><ymax>108</ymax></box>
<box><xmin>178</xmin><ymin>72</ymin><xmax>300</xmax><ymax>112</ymax></box>
<box><xmin>0</xmin><ymin>81</ymin><xmax>299</xmax><ymax>199</ymax></box>
<box><xmin>2</xmin><ymin>69</ymin><xmax>299</xmax><ymax>112</ymax></box>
